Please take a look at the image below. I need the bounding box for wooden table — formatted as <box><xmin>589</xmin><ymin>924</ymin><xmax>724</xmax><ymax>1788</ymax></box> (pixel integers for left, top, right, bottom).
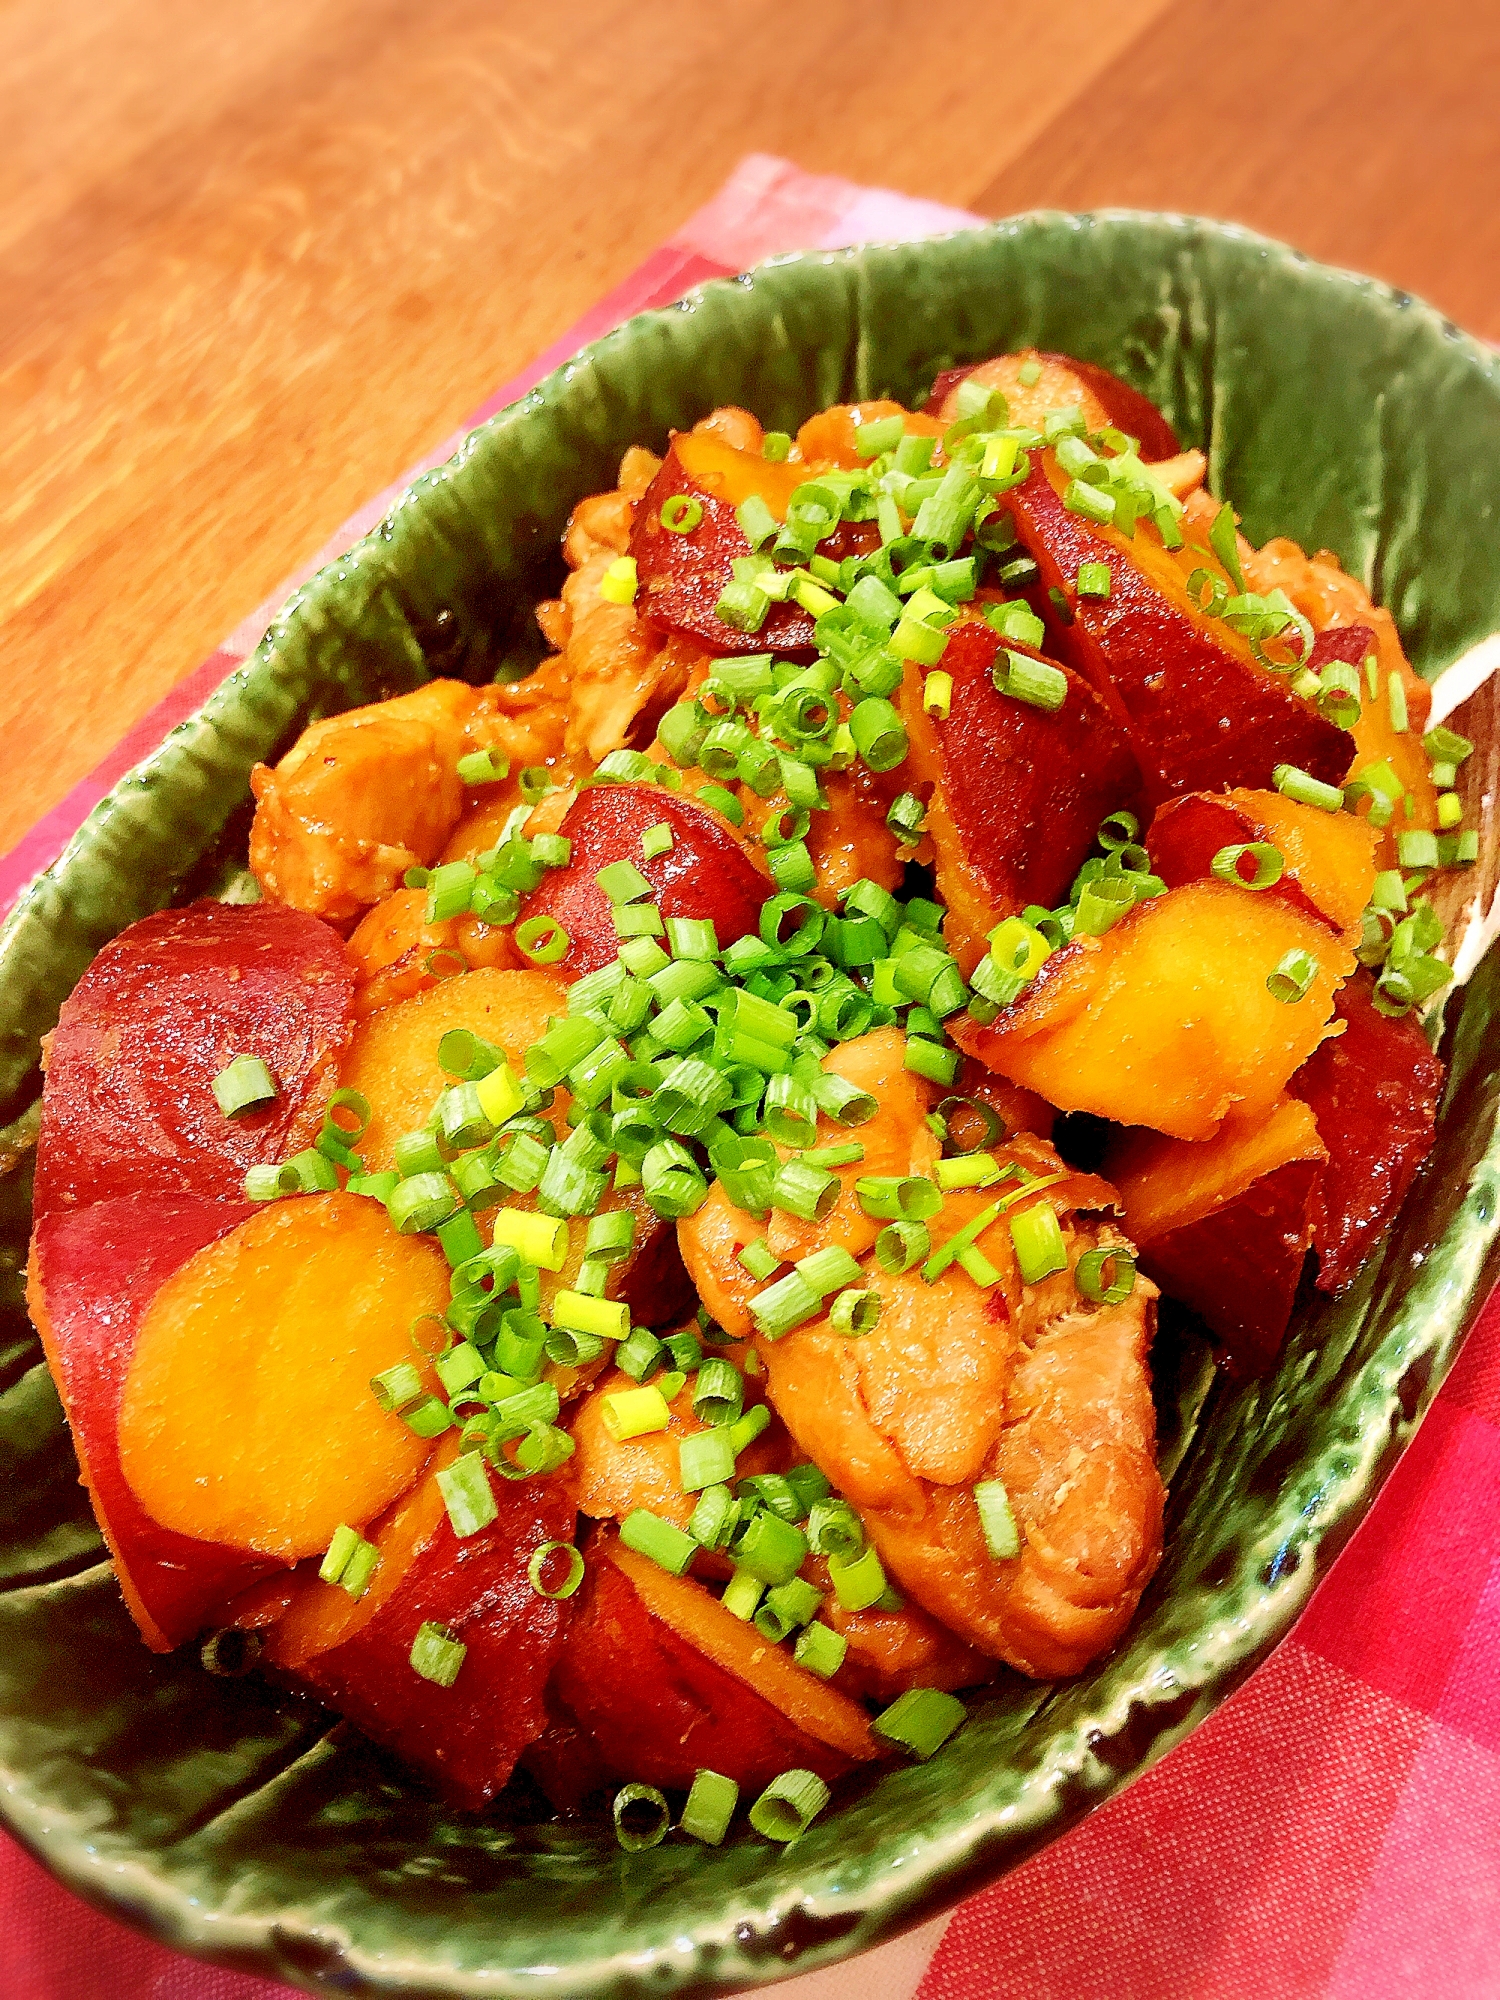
<box><xmin>3</xmin><ymin>0</ymin><xmax>1496</xmax><ymax>856</ymax></box>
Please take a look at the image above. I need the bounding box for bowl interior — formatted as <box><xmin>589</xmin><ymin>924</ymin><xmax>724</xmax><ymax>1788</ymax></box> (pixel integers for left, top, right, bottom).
<box><xmin>4</xmin><ymin>212</ymin><xmax>1500</xmax><ymax>2000</ymax></box>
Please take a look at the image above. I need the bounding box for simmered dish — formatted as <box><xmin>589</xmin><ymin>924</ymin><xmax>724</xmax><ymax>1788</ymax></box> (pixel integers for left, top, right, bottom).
<box><xmin>28</xmin><ymin>350</ymin><xmax>1462</xmax><ymax>1847</ymax></box>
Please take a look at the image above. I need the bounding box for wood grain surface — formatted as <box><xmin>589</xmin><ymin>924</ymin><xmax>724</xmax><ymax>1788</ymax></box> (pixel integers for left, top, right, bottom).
<box><xmin>1</xmin><ymin>0</ymin><xmax>1494</xmax><ymax>854</ymax></box>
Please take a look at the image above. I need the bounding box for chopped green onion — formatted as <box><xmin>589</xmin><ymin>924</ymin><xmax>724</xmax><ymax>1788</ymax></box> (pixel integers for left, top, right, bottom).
<box><xmin>849</xmin><ymin>698</ymin><xmax>908</xmax><ymax>773</ymax></box>
<box><xmin>599</xmin><ymin>556</ymin><xmax>639</xmax><ymax>605</ymax></box>
<box><xmin>692</xmin><ymin>1357</ymin><xmax>744</xmax><ymax>1429</ymax></box>
<box><xmin>597</xmin><ymin>859</ymin><xmax>654</xmax><ymax>905</ymax></box>
<box><xmin>761</xmin><ymin>431</ymin><xmax>792</xmax><ymax>462</ymax></box>
<box><xmin>794</xmin><ymin>1622</ymin><xmax>848</xmax><ymax>1680</ymax></box>
<box><xmin>1210</xmin><ymin>842</ymin><xmax>1284</xmax><ymax>891</ymax></box>
<box><xmin>722</xmin><ymin>1567</ymin><xmax>765</xmax><ymax>1621</ymax></box>
<box><xmin>613</xmin><ymin>1781</ymin><xmax>671</xmax><ymax>1851</ymax></box>
<box><xmin>619</xmin><ymin>1508</ymin><xmax>698</xmax><ymax>1576</ymax></box>
<box><xmin>1424</xmin><ymin>724</ymin><xmax>1474</xmax><ymax>765</ymax></box>
<box><xmin>388</xmin><ymin>1172</ymin><xmax>460</xmax><ymax>1234</ymax></box>
<box><xmin>1267</xmin><ymin>948</ymin><xmax>1318</xmax><ymax>1003</ymax></box>
<box><xmin>1397</xmin><ymin>830</ymin><xmax>1440</xmax><ymax>870</ymax></box>
<box><xmin>680</xmin><ymin>1768</ymin><xmax>739</xmax><ymax>1845</ymax></box>
<box><xmin>727</xmin><ymin>1403</ymin><xmax>771</xmax><ymax>1455</ymax></box>
<box><xmin>515</xmin><ymin>916</ymin><xmax>569</xmax><ymax>964</ymax></box>
<box><xmin>616</xmin><ymin>1326</ymin><xmax>664</xmax><ymax>1382</ymax></box>
<box><xmin>992</xmin><ymin>648</ymin><xmax>1068</xmax><ymax>712</ymax></box>
<box><xmin>641</xmin><ymin>1137</ymin><xmax>709</xmax><ymax>1217</ymax></box>
<box><xmin>829</xmin><ymin>1287</ymin><xmax>880</xmax><ymax>1335</ymax></box>
<box><xmin>875</xmin><ymin>1219</ymin><xmax>930</xmax><ymax>1273</ymax></box>
<box><xmin>603</xmin><ymin>1387</ymin><xmax>672</xmax><ymax>1441</ymax></box>
<box><xmin>1076</xmin><ymin>1245</ymin><xmax>1137</xmax><ymax>1305</ymax></box>
<box><xmin>528</xmin><ymin>1541</ymin><xmax>585</xmax><ymax>1599</ymax></box>
<box><xmin>320</xmin><ymin>1522</ymin><xmax>379</xmax><ymax>1595</ymax></box>
<box><xmin>755</xmin><ymin>1576</ymin><xmax>824</xmax><ymax>1642</ymax></box>
<box><xmin>492</xmin><ymin>1208</ymin><xmax>569</xmax><ymax>1270</ymax></box>
<box><xmin>828</xmin><ymin>1542</ymin><xmax>887</xmax><ymax>1611</ymax></box>
<box><xmin>736</xmin><ymin>492</ymin><xmax>778</xmax><ymax>549</ymax></box>
<box><xmin>935</xmin><ymin>1153</ymin><xmax>1002</xmax><ymax>1191</ymax></box>
<box><xmin>749</xmin><ymin>1768</ymin><xmax>830</xmax><ymax>1843</ymax></box>
<box><xmin>409</xmin><ymin>1621</ymin><xmax>466</xmax><ymax>1686</ymax></box>
<box><xmin>807</xmin><ymin>1497</ymin><xmax>864</xmax><ymax>1560</ymax></box>
<box><xmin>737</xmin><ymin>1238</ymin><xmax>780</xmax><ymax>1281</ymax></box>
<box><xmin>771</xmin><ymin>1156</ymin><xmax>839</xmax><ymax>1223</ymax></box>
<box><xmin>904</xmin><ymin>1037</ymin><xmax>961</xmax><ymax>1087</ymax></box>
<box><xmin>1009</xmin><ymin>1202</ymin><xmax>1067</xmax><ymax>1283</ymax></box>
<box><xmin>872</xmin><ymin>1687</ymin><xmax>965</xmax><ymax>1759</ymax></box>
<box><xmin>680</xmin><ymin>1429</ymin><xmax>737</xmax><ymax>1492</ymax></box>
<box><xmin>855</xmin><ymin>413</ymin><xmax>905</xmax><ymax>457</ymax></box>
<box><xmin>551</xmin><ymin>1288</ymin><xmax>629</xmax><ymax>1343</ymax></box>
<box><xmin>437</xmin><ymin>1451</ymin><xmax>498</xmax><ymax>1538</ymax></box>
<box><xmin>974</xmin><ymin>1479</ymin><xmax>1020</xmax><ymax>1559</ymax></box>
<box><xmin>1076</xmin><ymin>559</ymin><xmax>1111</xmax><ymax>599</ymax></box>
<box><xmin>715</xmin><ymin>578</ymin><xmax>771</xmax><ymax>632</ymax></box>
<box><xmin>855</xmin><ymin>1175</ymin><xmax>940</xmax><ymax>1221</ymax></box>
<box><xmin>734</xmin><ymin>1510</ymin><xmax>809</xmax><ymax>1586</ymax></box>
<box><xmin>749</xmin><ymin>1269</ymin><xmax>822</xmax><ymax>1340</ymax></box>
<box><xmin>399</xmin><ymin>1394</ymin><xmax>453</xmax><ymax>1439</ymax></box>
<box><xmin>688</xmin><ymin>1484</ymin><xmax>740</xmax><ymax>1549</ymax></box>
<box><xmin>661</xmin><ymin>494</ymin><xmax>704</xmax><ymax>534</ymax></box>
<box><xmin>1274</xmin><ymin>764</ymin><xmax>1343</xmax><ymax>813</ymax></box>
<box><xmin>211</xmin><ymin>1054</ymin><xmax>278</xmax><ymax>1119</ymax></box>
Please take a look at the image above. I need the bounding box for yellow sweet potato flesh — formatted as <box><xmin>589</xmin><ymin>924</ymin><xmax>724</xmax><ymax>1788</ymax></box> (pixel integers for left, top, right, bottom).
<box><xmin>1225</xmin><ymin>789</ymin><xmax>1377</xmax><ymax>940</ymax></box>
<box><xmin>961</xmin><ymin>882</ymin><xmax>1352</xmax><ymax>1141</ymax></box>
<box><xmin>265</xmin><ymin>1434</ymin><xmax>459</xmax><ymax>1670</ymax></box>
<box><xmin>1107</xmin><ymin>1096</ymin><xmax>1327</xmax><ymax>1247</ymax></box>
<box><xmin>340</xmin><ymin>967</ymin><xmax>567</xmax><ymax>1170</ymax></box>
<box><xmin>118</xmin><ymin>1193</ymin><xmax>445</xmax><ymax>1561</ymax></box>
<box><xmin>609</xmin><ymin>1542</ymin><xmax>878</xmax><ymax>1760</ymax></box>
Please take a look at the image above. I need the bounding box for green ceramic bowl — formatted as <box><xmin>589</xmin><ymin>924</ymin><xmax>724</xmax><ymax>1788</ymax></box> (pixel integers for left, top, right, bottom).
<box><xmin>4</xmin><ymin>211</ymin><xmax>1500</xmax><ymax>1999</ymax></box>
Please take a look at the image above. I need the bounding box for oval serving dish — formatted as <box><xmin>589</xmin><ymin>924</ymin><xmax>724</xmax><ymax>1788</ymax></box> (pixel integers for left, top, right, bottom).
<box><xmin>3</xmin><ymin>211</ymin><xmax>1500</xmax><ymax>2000</ymax></box>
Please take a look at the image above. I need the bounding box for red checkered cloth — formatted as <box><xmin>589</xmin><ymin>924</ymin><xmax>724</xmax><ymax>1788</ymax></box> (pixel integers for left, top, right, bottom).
<box><xmin>5</xmin><ymin>157</ymin><xmax>1498</xmax><ymax>1999</ymax></box>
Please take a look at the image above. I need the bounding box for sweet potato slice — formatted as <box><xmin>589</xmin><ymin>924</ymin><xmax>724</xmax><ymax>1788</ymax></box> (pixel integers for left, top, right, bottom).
<box><xmin>28</xmin><ymin>1195</ymin><xmax>279</xmax><ymax>1651</ymax></box>
<box><xmin>1004</xmin><ymin>457</ymin><xmax>1353</xmax><ymax>801</ymax></box>
<box><xmin>339</xmin><ymin>966</ymin><xmax>566</xmax><ymax>1170</ymax></box>
<box><xmin>1147</xmin><ymin>787</ymin><xmax>1377</xmax><ymax>943</ymax></box>
<box><xmin>118</xmin><ymin>1193</ymin><xmax>445</xmax><ymax>1561</ymax></box>
<box><xmin>630</xmin><ymin>437</ymin><xmax>818</xmax><ymax>656</ymax></box>
<box><xmin>516</xmin><ymin>783</ymin><xmax>769</xmax><ymax>980</ymax></box>
<box><xmin>952</xmin><ymin>881</ymin><xmax>1354</xmax><ymax>1141</ymax></box>
<box><xmin>1310</xmin><ymin>624</ymin><xmax>1441</xmax><ymax>867</ymax></box>
<box><xmin>899</xmin><ymin>619</ymin><xmax>1139</xmax><ymax>970</ymax></box>
<box><xmin>550</xmin><ymin>1540</ymin><xmax>878</xmax><ymax>1790</ymax></box>
<box><xmin>1106</xmin><ymin>1098</ymin><xmax>1327</xmax><ymax>1373</ymax></box>
<box><xmin>926</xmin><ymin>351</ymin><xmax>1182</xmax><ymax>460</ymax></box>
<box><xmin>1289</xmin><ymin>968</ymin><xmax>1444</xmax><ymax>1293</ymax></box>
<box><xmin>795</xmin><ymin>399</ymin><xmax>945</xmax><ymax>468</ymax></box>
<box><xmin>34</xmin><ymin>902</ymin><xmax>354</xmax><ymax>1223</ymax></box>
<box><xmin>346</xmin><ymin>887</ymin><xmax>519</xmax><ymax>1019</ymax></box>
<box><xmin>1238</xmin><ymin>532</ymin><xmax>1438</xmax><ymax>870</ymax></box>
<box><xmin>268</xmin><ymin>1437</ymin><xmax>577</xmax><ymax>1811</ymax></box>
